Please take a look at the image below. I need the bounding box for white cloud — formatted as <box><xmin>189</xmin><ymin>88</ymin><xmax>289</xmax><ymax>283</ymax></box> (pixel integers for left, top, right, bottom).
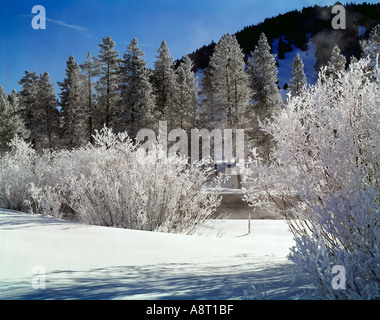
<box><xmin>22</xmin><ymin>14</ymin><xmax>86</xmax><ymax>32</ymax></box>
<box><xmin>44</xmin><ymin>18</ymin><xmax>86</xmax><ymax>32</ymax></box>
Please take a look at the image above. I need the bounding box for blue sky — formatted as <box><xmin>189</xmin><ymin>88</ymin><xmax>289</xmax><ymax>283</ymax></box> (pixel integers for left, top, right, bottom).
<box><xmin>0</xmin><ymin>0</ymin><xmax>377</xmax><ymax>93</ymax></box>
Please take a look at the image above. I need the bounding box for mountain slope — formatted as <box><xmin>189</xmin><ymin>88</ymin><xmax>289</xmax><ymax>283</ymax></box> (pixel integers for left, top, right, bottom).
<box><xmin>186</xmin><ymin>3</ymin><xmax>380</xmax><ymax>91</ymax></box>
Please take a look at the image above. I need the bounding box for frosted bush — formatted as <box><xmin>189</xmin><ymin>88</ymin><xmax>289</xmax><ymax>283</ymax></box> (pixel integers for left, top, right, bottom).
<box><xmin>2</xmin><ymin>128</ymin><xmax>222</xmax><ymax>234</ymax></box>
<box><xmin>1</xmin><ymin>136</ymin><xmax>36</xmax><ymax>212</ymax></box>
<box><xmin>62</xmin><ymin>128</ymin><xmax>222</xmax><ymax>234</ymax></box>
<box><xmin>242</xmin><ymin>58</ymin><xmax>380</xmax><ymax>299</ymax></box>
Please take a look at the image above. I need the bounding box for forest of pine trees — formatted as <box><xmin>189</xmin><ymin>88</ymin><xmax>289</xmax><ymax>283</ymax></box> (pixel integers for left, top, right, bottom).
<box><xmin>2</xmin><ymin>24</ymin><xmax>380</xmax><ymax>160</ymax></box>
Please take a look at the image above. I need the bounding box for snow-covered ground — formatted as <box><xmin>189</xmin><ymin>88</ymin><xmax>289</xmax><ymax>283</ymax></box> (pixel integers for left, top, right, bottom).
<box><xmin>0</xmin><ymin>208</ymin><xmax>313</xmax><ymax>300</ymax></box>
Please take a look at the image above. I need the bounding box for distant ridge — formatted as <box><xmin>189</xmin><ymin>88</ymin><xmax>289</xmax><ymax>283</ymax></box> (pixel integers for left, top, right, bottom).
<box><xmin>184</xmin><ymin>3</ymin><xmax>380</xmax><ymax>73</ymax></box>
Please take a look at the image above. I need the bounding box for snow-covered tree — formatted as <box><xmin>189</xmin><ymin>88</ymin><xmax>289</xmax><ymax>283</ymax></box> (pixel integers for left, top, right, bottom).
<box><xmin>96</xmin><ymin>36</ymin><xmax>120</xmax><ymax>129</ymax></box>
<box><xmin>80</xmin><ymin>51</ymin><xmax>97</xmax><ymax>144</ymax></box>
<box><xmin>58</xmin><ymin>55</ymin><xmax>88</xmax><ymax>148</ymax></box>
<box><xmin>207</xmin><ymin>33</ymin><xmax>251</xmax><ymax>129</ymax></box>
<box><xmin>34</xmin><ymin>72</ymin><xmax>60</xmax><ymax>152</ymax></box>
<box><xmin>360</xmin><ymin>24</ymin><xmax>380</xmax><ymax>66</ymax></box>
<box><xmin>242</xmin><ymin>57</ymin><xmax>380</xmax><ymax>299</ymax></box>
<box><xmin>247</xmin><ymin>33</ymin><xmax>282</xmax><ymax>113</ymax></box>
<box><xmin>0</xmin><ymin>87</ymin><xmax>29</xmax><ymax>152</ymax></box>
<box><xmin>19</xmin><ymin>71</ymin><xmax>59</xmax><ymax>150</ymax></box>
<box><xmin>152</xmin><ymin>40</ymin><xmax>177</xmax><ymax>130</ymax></box>
<box><xmin>173</xmin><ymin>55</ymin><xmax>198</xmax><ymax>130</ymax></box>
<box><xmin>247</xmin><ymin>32</ymin><xmax>282</xmax><ymax>159</ymax></box>
<box><xmin>119</xmin><ymin>37</ymin><xmax>156</xmax><ymax>137</ymax></box>
<box><xmin>289</xmin><ymin>53</ymin><xmax>307</xmax><ymax>97</ymax></box>
<box><xmin>199</xmin><ymin>66</ymin><xmax>218</xmax><ymax>130</ymax></box>
<box><xmin>325</xmin><ymin>45</ymin><xmax>346</xmax><ymax>80</ymax></box>
<box><xmin>18</xmin><ymin>71</ymin><xmax>39</xmax><ymax>143</ymax></box>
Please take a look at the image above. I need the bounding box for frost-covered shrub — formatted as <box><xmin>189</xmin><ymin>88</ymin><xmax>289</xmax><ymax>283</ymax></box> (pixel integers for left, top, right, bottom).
<box><xmin>31</xmin><ymin>145</ymin><xmax>97</xmax><ymax>217</ymax></box>
<box><xmin>242</xmin><ymin>58</ymin><xmax>380</xmax><ymax>299</ymax></box>
<box><xmin>61</xmin><ymin>128</ymin><xmax>222</xmax><ymax>234</ymax></box>
<box><xmin>1</xmin><ymin>128</ymin><xmax>222</xmax><ymax>234</ymax></box>
<box><xmin>1</xmin><ymin>136</ymin><xmax>36</xmax><ymax>212</ymax></box>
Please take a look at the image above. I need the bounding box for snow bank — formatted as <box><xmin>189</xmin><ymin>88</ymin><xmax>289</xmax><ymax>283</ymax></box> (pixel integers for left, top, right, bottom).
<box><xmin>0</xmin><ymin>209</ymin><xmax>312</xmax><ymax>299</ymax></box>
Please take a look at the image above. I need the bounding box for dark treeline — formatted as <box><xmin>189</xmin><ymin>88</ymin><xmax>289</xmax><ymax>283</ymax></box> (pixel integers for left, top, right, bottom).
<box><xmin>187</xmin><ymin>3</ymin><xmax>380</xmax><ymax>71</ymax></box>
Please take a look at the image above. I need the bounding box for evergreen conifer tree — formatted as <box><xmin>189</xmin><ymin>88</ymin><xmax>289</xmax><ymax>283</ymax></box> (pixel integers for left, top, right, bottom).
<box><xmin>247</xmin><ymin>33</ymin><xmax>282</xmax><ymax>116</ymax></box>
<box><xmin>0</xmin><ymin>87</ymin><xmax>29</xmax><ymax>152</ymax></box>
<box><xmin>152</xmin><ymin>40</ymin><xmax>177</xmax><ymax>130</ymax></box>
<box><xmin>173</xmin><ymin>55</ymin><xmax>198</xmax><ymax>131</ymax></box>
<box><xmin>80</xmin><ymin>51</ymin><xmax>97</xmax><ymax>143</ymax></box>
<box><xmin>96</xmin><ymin>36</ymin><xmax>120</xmax><ymax>129</ymax></box>
<box><xmin>360</xmin><ymin>24</ymin><xmax>380</xmax><ymax>66</ymax></box>
<box><xmin>119</xmin><ymin>37</ymin><xmax>156</xmax><ymax>137</ymax></box>
<box><xmin>199</xmin><ymin>66</ymin><xmax>221</xmax><ymax>130</ymax></box>
<box><xmin>289</xmin><ymin>53</ymin><xmax>307</xmax><ymax>97</ymax></box>
<box><xmin>326</xmin><ymin>45</ymin><xmax>346</xmax><ymax>79</ymax></box>
<box><xmin>34</xmin><ymin>73</ymin><xmax>60</xmax><ymax>151</ymax></box>
<box><xmin>247</xmin><ymin>33</ymin><xmax>282</xmax><ymax>159</ymax></box>
<box><xmin>18</xmin><ymin>71</ymin><xmax>39</xmax><ymax>143</ymax></box>
<box><xmin>207</xmin><ymin>33</ymin><xmax>251</xmax><ymax>129</ymax></box>
<box><xmin>58</xmin><ymin>55</ymin><xmax>88</xmax><ymax>148</ymax></box>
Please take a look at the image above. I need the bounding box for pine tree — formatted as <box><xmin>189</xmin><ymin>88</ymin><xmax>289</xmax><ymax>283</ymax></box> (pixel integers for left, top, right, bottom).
<box><xmin>199</xmin><ymin>66</ymin><xmax>217</xmax><ymax>130</ymax></box>
<box><xmin>247</xmin><ymin>33</ymin><xmax>282</xmax><ymax>159</ymax></box>
<box><xmin>207</xmin><ymin>33</ymin><xmax>251</xmax><ymax>129</ymax></box>
<box><xmin>173</xmin><ymin>55</ymin><xmax>198</xmax><ymax>130</ymax></box>
<box><xmin>119</xmin><ymin>37</ymin><xmax>156</xmax><ymax>137</ymax></box>
<box><xmin>58</xmin><ymin>55</ymin><xmax>88</xmax><ymax>148</ymax></box>
<box><xmin>80</xmin><ymin>51</ymin><xmax>97</xmax><ymax>144</ymax></box>
<box><xmin>18</xmin><ymin>71</ymin><xmax>39</xmax><ymax>142</ymax></box>
<box><xmin>0</xmin><ymin>87</ymin><xmax>29</xmax><ymax>152</ymax></box>
<box><xmin>289</xmin><ymin>53</ymin><xmax>307</xmax><ymax>97</ymax></box>
<box><xmin>152</xmin><ymin>40</ymin><xmax>177</xmax><ymax>130</ymax></box>
<box><xmin>34</xmin><ymin>73</ymin><xmax>60</xmax><ymax>151</ymax></box>
<box><xmin>8</xmin><ymin>89</ymin><xmax>21</xmax><ymax>113</ymax></box>
<box><xmin>325</xmin><ymin>45</ymin><xmax>346</xmax><ymax>79</ymax></box>
<box><xmin>360</xmin><ymin>24</ymin><xmax>380</xmax><ymax>66</ymax></box>
<box><xmin>96</xmin><ymin>36</ymin><xmax>120</xmax><ymax>129</ymax></box>
<box><xmin>247</xmin><ymin>33</ymin><xmax>282</xmax><ymax>116</ymax></box>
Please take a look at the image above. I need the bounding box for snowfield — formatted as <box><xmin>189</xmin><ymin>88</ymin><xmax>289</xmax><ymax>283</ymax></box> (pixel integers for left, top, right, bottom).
<box><xmin>0</xmin><ymin>208</ymin><xmax>312</xmax><ymax>300</ymax></box>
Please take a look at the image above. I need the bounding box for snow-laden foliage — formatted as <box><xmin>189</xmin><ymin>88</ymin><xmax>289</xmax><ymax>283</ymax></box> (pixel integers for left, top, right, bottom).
<box><xmin>1</xmin><ymin>136</ymin><xmax>36</xmax><ymax>212</ymax></box>
<box><xmin>360</xmin><ymin>24</ymin><xmax>380</xmax><ymax>66</ymax></box>
<box><xmin>246</xmin><ymin>32</ymin><xmax>282</xmax><ymax>160</ymax></box>
<box><xmin>95</xmin><ymin>36</ymin><xmax>120</xmax><ymax>129</ymax></box>
<box><xmin>242</xmin><ymin>57</ymin><xmax>380</xmax><ymax>299</ymax></box>
<box><xmin>119</xmin><ymin>37</ymin><xmax>156</xmax><ymax>137</ymax></box>
<box><xmin>325</xmin><ymin>45</ymin><xmax>346</xmax><ymax>80</ymax></box>
<box><xmin>1</xmin><ymin>128</ymin><xmax>222</xmax><ymax>235</ymax></box>
<box><xmin>207</xmin><ymin>32</ymin><xmax>251</xmax><ymax>129</ymax></box>
<box><xmin>58</xmin><ymin>55</ymin><xmax>88</xmax><ymax>148</ymax></box>
<box><xmin>1</xmin><ymin>86</ymin><xmax>29</xmax><ymax>152</ymax></box>
<box><xmin>289</xmin><ymin>53</ymin><xmax>307</xmax><ymax>97</ymax></box>
<box><xmin>152</xmin><ymin>40</ymin><xmax>177</xmax><ymax>129</ymax></box>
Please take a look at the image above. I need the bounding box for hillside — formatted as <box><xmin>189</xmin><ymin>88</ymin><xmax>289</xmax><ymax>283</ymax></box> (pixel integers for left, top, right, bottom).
<box><xmin>186</xmin><ymin>3</ymin><xmax>380</xmax><ymax>89</ymax></box>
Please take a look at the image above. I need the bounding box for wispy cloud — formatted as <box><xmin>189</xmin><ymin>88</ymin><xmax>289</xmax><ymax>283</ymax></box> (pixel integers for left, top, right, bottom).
<box><xmin>45</xmin><ymin>18</ymin><xmax>86</xmax><ymax>32</ymax></box>
<box><xmin>22</xmin><ymin>14</ymin><xmax>86</xmax><ymax>32</ymax></box>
